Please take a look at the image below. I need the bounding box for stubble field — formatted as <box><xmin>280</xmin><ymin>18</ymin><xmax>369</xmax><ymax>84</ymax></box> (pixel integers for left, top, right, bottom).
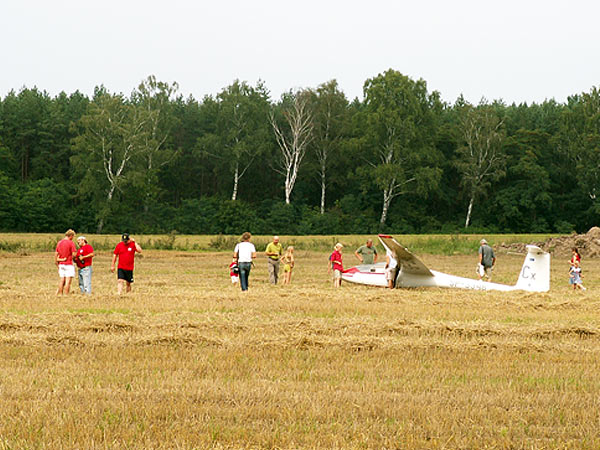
<box><xmin>1</xmin><ymin>236</ymin><xmax>599</xmax><ymax>449</ymax></box>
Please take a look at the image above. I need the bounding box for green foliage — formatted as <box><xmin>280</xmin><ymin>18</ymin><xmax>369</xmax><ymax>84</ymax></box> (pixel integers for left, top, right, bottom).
<box><xmin>196</xmin><ymin>80</ymin><xmax>272</xmax><ymax>201</ymax></box>
<box><xmin>0</xmin><ymin>76</ymin><xmax>599</xmax><ymax>234</ymax></box>
<box><xmin>0</xmin><ymin>240</ymin><xmax>22</xmax><ymax>252</ymax></box>
<box><xmin>16</xmin><ymin>179</ymin><xmax>73</xmax><ymax>232</ymax></box>
<box><xmin>0</xmin><ymin>174</ymin><xmax>16</xmax><ymax>230</ymax></box>
<box><xmin>362</xmin><ymin>70</ymin><xmax>443</xmax><ymax>225</ymax></box>
<box><xmin>556</xmin><ymin>88</ymin><xmax>600</xmax><ymax>222</ymax></box>
<box><xmin>554</xmin><ymin>220</ymin><xmax>576</xmax><ymax>234</ymax></box>
<box><xmin>208</xmin><ymin>234</ymin><xmax>240</xmax><ymax>251</ymax></box>
<box><xmin>454</xmin><ymin>101</ymin><xmax>507</xmax><ymax>228</ymax></box>
<box><xmin>298</xmin><ymin>207</ymin><xmax>345</xmax><ymax>235</ymax></box>
<box><xmin>0</xmin><ymin>179</ymin><xmax>74</xmax><ymax>232</ymax></box>
<box><xmin>142</xmin><ymin>231</ymin><xmax>177</xmax><ymax>250</ymax></box>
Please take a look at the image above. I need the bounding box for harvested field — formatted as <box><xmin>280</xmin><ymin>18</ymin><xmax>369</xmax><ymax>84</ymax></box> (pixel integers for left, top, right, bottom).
<box><xmin>0</xmin><ymin>243</ymin><xmax>599</xmax><ymax>449</ymax></box>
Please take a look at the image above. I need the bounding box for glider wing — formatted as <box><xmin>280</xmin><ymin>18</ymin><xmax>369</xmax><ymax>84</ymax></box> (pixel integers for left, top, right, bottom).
<box><xmin>378</xmin><ymin>235</ymin><xmax>434</xmax><ymax>277</ymax></box>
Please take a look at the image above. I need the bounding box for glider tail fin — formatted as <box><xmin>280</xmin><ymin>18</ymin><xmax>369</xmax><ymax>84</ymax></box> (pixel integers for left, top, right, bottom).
<box><xmin>515</xmin><ymin>245</ymin><xmax>550</xmax><ymax>292</ymax></box>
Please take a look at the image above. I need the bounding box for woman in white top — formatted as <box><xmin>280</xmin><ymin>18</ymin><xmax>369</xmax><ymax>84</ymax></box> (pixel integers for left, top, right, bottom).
<box><xmin>385</xmin><ymin>248</ymin><xmax>398</xmax><ymax>289</ymax></box>
<box><xmin>233</xmin><ymin>232</ymin><xmax>257</xmax><ymax>291</ymax></box>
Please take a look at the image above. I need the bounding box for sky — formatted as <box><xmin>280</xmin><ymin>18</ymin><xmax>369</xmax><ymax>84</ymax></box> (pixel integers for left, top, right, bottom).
<box><xmin>1</xmin><ymin>0</ymin><xmax>599</xmax><ymax>105</ymax></box>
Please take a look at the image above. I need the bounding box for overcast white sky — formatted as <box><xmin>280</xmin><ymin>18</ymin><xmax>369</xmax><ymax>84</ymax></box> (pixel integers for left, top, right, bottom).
<box><xmin>1</xmin><ymin>0</ymin><xmax>598</xmax><ymax>104</ymax></box>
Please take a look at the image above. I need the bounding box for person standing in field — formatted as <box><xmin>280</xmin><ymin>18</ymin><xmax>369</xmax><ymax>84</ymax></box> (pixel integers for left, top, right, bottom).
<box><xmin>233</xmin><ymin>232</ymin><xmax>256</xmax><ymax>292</ymax></box>
<box><xmin>569</xmin><ymin>259</ymin><xmax>586</xmax><ymax>290</ymax></box>
<box><xmin>570</xmin><ymin>247</ymin><xmax>582</xmax><ymax>266</ymax></box>
<box><xmin>385</xmin><ymin>247</ymin><xmax>397</xmax><ymax>289</ymax></box>
<box><xmin>568</xmin><ymin>247</ymin><xmax>583</xmax><ymax>290</ymax></box>
<box><xmin>354</xmin><ymin>239</ymin><xmax>378</xmax><ymax>265</ymax></box>
<box><xmin>55</xmin><ymin>229</ymin><xmax>77</xmax><ymax>295</ymax></box>
<box><xmin>569</xmin><ymin>247</ymin><xmax>582</xmax><ymax>272</ymax></box>
<box><xmin>110</xmin><ymin>233</ymin><xmax>142</xmax><ymax>294</ymax></box>
<box><xmin>477</xmin><ymin>239</ymin><xmax>496</xmax><ymax>281</ymax></box>
<box><xmin>281</xmin><ymin>246</ymin><xmax>295</xmax><ymax>285</ymax></box>
<box><xmin>75</xmin><ymin>236</ymin><xmax>94</xmax><ymax>295</ymax></box>
<box><xmin>328</xmin><ymin>243</ymin><xmax>344</xmax><ymax>288</ymax></box>
<box><xmin>229</xmin><ymin>258</ymin><xmax>239</xmax><ymax>285</ymax></box>
<box><xmin>265</xmin><ymin>235</ymin><xmax>284</xmax><ymax>284</ymax></box>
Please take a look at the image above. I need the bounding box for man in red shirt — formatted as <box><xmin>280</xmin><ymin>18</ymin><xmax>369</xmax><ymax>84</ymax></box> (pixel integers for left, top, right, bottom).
<box><xmin>55</xmin><ymin>229</ymin><xmax>77</xmax><ymax>295</ymax></box>
<box><xmin>76</xmin><ymin>236</ymin><xmax>95</xmax><ymax>294</ymax></box>
<box><xmin>110</xmin><ymin>233</ymin><xmax>142</xmax><ymax>294</ymax></box>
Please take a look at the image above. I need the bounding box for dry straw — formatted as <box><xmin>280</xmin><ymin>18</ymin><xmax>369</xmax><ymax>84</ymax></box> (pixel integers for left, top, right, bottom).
<box><xmin>0</xmin><ymin>240</ymin><xmax>599</xmax><ymax>448</ymax></box>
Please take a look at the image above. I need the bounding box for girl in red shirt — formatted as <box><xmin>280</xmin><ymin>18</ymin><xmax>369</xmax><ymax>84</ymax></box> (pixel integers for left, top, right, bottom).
<box><xmin>328</xmin><ymin>243</ymin><xmax>344</xmax><ymax>288</ymax></box>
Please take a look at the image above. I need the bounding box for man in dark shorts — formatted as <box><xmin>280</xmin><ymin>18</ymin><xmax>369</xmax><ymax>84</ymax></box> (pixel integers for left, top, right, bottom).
<box><xmin>110</xmin><ymin>233</ymin><xmax>142</xmax><ymax>294</ymax></box>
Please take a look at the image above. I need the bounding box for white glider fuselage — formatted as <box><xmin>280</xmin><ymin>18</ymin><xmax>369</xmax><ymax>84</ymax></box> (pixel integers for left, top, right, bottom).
<box><xmin>342</xmin><ymin>235</ymin><xmax>550</xmax><ymax>293</ymax></box>
<box><xmin>400</xmin><ymin>269</ymin><xmax>519</xmax><ymax>291</ymax></box>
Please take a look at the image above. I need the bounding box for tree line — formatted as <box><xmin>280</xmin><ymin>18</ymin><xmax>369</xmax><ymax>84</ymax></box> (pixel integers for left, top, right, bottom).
<box><xmin>0</xmin><ymin>70</ymin><xmax>598</xmax><ymax>235</ymax></box>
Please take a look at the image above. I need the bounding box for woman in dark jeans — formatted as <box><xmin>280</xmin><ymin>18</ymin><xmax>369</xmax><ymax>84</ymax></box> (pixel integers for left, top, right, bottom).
<box><xmin>233</xmin><ymin>232</ymin><xmax>257</xmax><ymax>291</ymax></box>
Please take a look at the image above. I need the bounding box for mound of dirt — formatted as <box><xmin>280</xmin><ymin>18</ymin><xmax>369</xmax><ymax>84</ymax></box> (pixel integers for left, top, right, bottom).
<box><xmin>497</xmin><ymin>227</ymin><xmax>600</xmax><ymax>258</ymax></box>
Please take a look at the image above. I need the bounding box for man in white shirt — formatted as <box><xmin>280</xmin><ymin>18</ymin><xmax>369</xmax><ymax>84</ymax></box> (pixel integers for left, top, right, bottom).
<box><xmin>233</xmin><ymin>232</ymin><xmax>257</xmax><ymax>291</ymax></box>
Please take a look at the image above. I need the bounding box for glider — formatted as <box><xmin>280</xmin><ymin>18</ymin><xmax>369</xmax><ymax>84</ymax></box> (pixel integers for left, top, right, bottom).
<box><xmin>342</xmin><ymin>234</ymin><xmax>550</xmax><ymax>292</ymax></box>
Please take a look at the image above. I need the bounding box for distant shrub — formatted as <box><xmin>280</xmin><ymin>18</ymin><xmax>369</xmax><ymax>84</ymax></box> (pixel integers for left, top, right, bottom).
<box><xmin>208</xmin><ymin>235</ymin><xmax>239</xmax><ymax>251</ymax></box>
<box><xmin>142</xmin><ymin>231</ymin><xmax>177</xmax><ymax>250</ymax></box>
<box><xmin>0</xmin><ymin>241</ymin><xmax>22</xmax><ymax>252</ymax></box>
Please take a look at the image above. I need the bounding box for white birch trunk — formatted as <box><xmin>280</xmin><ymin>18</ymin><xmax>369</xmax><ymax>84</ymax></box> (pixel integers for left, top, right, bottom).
<box><xmin>378</xmin><ymin>143</ymin><xmax>396</xmax><ymax>227</ymax></box>
<box><xmin>380</xmin><ymin>188</ymin><xmax>393</xmax><ymax>226</ymax></box>
<box><xmin>144</xmin><ymin>153</ymin><xmax>153</xmax><ymax>213</ymax></box>
<box><xmin>320</xmin><ymin>167</ymin><xmax>326</xmax><ymax>214</ymax></box>
<box><xmin>285</xmin><ymin>172</ymin><xmax>295</xmax><ymax>205</ymax></box>
<box><xmin>271</xmin><ymin>92</ymin><xmax>314</xmax><ymax>205</ymax></box>
<box><xmin>97</xmin><ymin>184</ymin><xmax>116</xmax><ymax>233</ymax></box>
<box><xmin>231</xmin><ymin>162</ymin><xmax>239</xmax><ymax>201</ymax></box>
<box><xmin>96</xmin><ymin>218</ymin><xmax>105</xmax><ymax>235</ymax></box>
<box><xmin>465</xmin><ymin>194</ymin><xmax>474</xmax><ymax>228</ymax></box>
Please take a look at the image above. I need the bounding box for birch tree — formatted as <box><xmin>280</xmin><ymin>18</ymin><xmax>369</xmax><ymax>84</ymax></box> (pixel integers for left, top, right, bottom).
<box><xmin>271</xmin><ymin>90</ymin><xmax>314</xmax><ymax>204</ymax></box>
<box><xmin>363</xmin><ymin>70</ymin><xmax>442</xmax><ymax>226</ymax></box>
<box><xmin>455</xmin><ymin>101</ymin><xmax>506</xmax><ymax>228</ymax></box>
<box><xmin>196</xmin><ymin>80</ymin><xmax>271</xmax><ymax>200</ymax></box>
<box><xmin>72</xmin><ymin>91</ymin><xmax>145</xmax><ymax>232</ymax></box>
<box><xmin>130</xmin><ymin>75</ymin><xmax>179</xmax><ymax>212</ymax></box>
<box><xmin>310</xmin><ymin>80</ymin><xmax>348</xmax><ymax>214</ymax></box>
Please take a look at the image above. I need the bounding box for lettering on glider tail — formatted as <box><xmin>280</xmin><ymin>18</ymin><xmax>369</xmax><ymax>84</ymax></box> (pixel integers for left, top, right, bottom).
<box><xmin>520</xmin><ymin>262</ymin><xmax>537</xmax><ymax>290</ymax></box>
<box><xmin>521</xmin><ymin>257</ymin><xmax>537</xmax><ymax>281</ymax></box>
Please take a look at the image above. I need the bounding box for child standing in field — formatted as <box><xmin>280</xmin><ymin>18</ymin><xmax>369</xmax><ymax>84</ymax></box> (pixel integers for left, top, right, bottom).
<box><xmin>569</xmin><ymin>260</ymin><xmax>586</xmax><ymax>290</ymax></box>
<box><xmin>281</xmin><ymin>246</ymin><xmax>295</xmax><ymax>285</ymax></box>
<box><xmin>328</xmin><ymin>243</ymin><xmax>344</xmax><ymax>288</ymax></box>
<box><xmin>229</xmin><ymin>258</ymin><xmax>239</xmax><ymax>284</ymax></box>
